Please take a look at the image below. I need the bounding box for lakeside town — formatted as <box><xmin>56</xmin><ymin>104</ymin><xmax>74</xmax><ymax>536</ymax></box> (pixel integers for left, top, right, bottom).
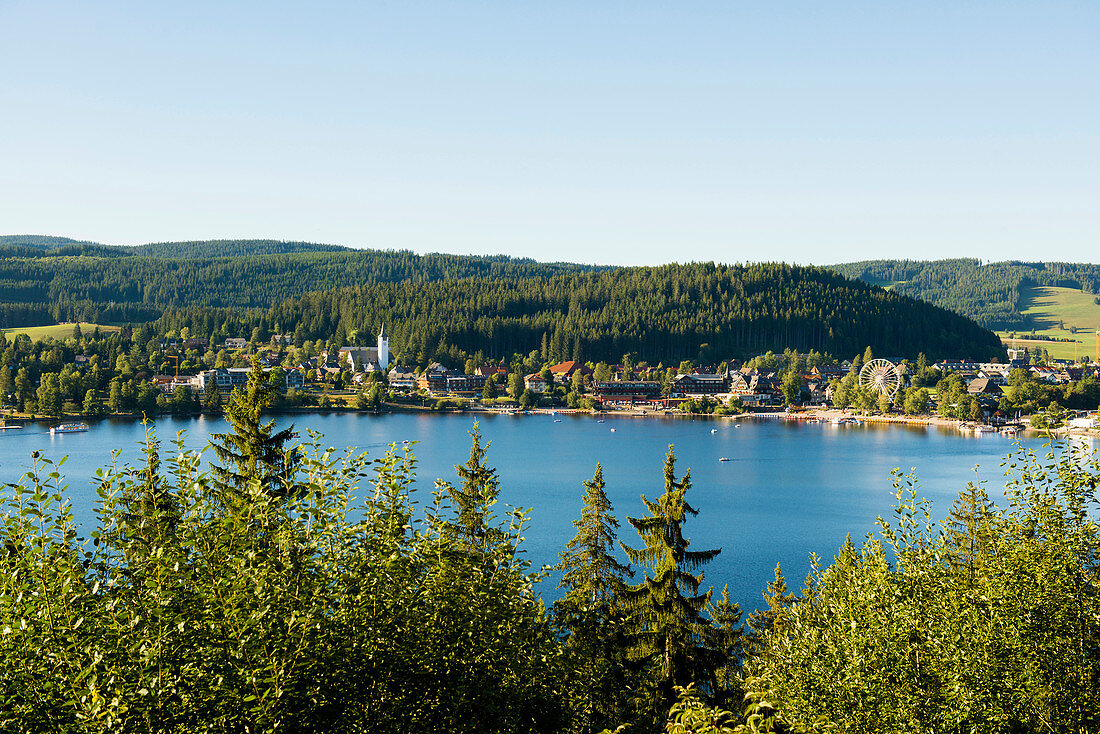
<box><xmin>3</xmin><ymin>323</ymin><xmax>1098</xmax><ymax>436</ymax></box>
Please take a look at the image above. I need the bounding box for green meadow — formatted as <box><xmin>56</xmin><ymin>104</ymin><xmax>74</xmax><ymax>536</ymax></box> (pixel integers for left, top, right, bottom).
<box><xmin>1</xmin><ymin>322</ymin><xmax>120</xmax><ymax>341</ymax></box>
<box><xmin>998</xmin><ymin>285</ymin><xmax>1100</xmax><ymax>361</ymax></box>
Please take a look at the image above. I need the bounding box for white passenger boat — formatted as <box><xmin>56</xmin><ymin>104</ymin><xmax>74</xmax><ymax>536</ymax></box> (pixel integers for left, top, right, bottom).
<box><xmin>50</xmin><ymin>422</ymin><xmax>89</xmax><ymax>434</ymax></box>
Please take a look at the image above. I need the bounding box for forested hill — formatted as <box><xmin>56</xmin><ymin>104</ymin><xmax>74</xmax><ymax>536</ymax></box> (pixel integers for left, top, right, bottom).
<box><xmin>0</xmin><ymin>237</ymin><xmax>609</xmax><ymax>325</ymax></box>
<box><xmin>0</xmin><ymin>236</ymin><xmax>1003</xmax><ymax>361</ymax></box>
<box><xmin>155</xmin><ymin>262</ymin><xmax>1004</xmax><ymax>363</ymax></box>
<box><xmin>831</xmin><ymin>259</ymin><xmax>1100</xmax><ymax>329</ymax></box>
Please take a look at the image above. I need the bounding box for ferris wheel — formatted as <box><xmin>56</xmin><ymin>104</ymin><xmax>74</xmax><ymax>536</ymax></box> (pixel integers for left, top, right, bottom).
<box><xmin>859</xmin><ymin>359</ymin><xmax>901</xmax><ymax>399</ymax></box>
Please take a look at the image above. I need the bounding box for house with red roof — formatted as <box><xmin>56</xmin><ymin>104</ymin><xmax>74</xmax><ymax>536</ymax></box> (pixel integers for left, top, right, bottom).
<box><xmin>546</xmin><ymin>360</ymin><xmax>593</xmax><ymax>383</ymax></box>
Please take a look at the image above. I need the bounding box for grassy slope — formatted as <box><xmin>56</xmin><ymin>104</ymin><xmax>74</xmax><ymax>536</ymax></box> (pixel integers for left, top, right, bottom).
<box><xmin>1</xmin><ymin>322</ymin><xmax>121</xmax><ymax>341</ymax></box>
<box><xmin>997</xmin><ymin>285</ymin><xmax>1100</xmax><ymax>360</ymax></box>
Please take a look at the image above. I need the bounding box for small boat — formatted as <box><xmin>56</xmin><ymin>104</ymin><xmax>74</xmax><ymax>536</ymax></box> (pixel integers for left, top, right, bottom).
<box><xmin>597</xmin><ymin>419</ymin><xmax>605</xmax><ymax>423</ymax></box>
<box><xmin>50</xmin><ymin>422</ymin><xmax>89</xmax><ymax>434</ymax></box>
<box><xmin>718</xmin><ymin>457</ymin><xmax>730</xmax><ymax>462</ymax></box>
<box><xmin>974</xmin><ymin>425</ymin><xmax>996</xmax><ymax>433</ymax></box>
<box><xmin>734</xmin><ymin>424</ymin><xmax>740</xmax><ymax>428</ymax></box>
<box><xmin>554</xmin><ymin>419</ymin><xmax>562</xmax><ymax>423</ymax></box>
<box><xmin>610</xmin><ymin>428</ymin><xmax>616</xmax><ymax>432</ymax></box>
<box><xmin>710</xmin><ymin>428</ymin><xmax>718</xmax><ymax>434</ymax></box>
<box><xmin>0</xmin><ymin>421</ymin><xmax>23</xmax><ymax>430</ymax></box>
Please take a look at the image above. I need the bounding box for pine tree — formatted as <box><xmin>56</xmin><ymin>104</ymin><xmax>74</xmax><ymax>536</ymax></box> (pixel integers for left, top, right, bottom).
<box><xmin>115</xmin><ymin>424</ymin><xmax>182</xmax><ymax>561</ymax></box>
<box><xmin>209</xmin><ymin>357</ymin><xmax>299</xmax><ymax>501</ymax></box>
<box><xmin>557</xmin><ymin>464</ymin><xmax>632</xmax><ymax>610</ymax></box>
<box><xmin>744</xmin><ymin>563</ymin><xmax>797</xmax><ymax>657</ymax></box>
<box><xmin>707</xmin><ymin>585</ymin><xmax>744</xmax><ymax>706</ymax></box>
<box><xmin>554</xmin><ymin>464</ymin><xmax>633</xmax><ymax>733</ymax></box>
<box><xmin>620</xmin><ymin>446</ymin><xmax>721</xmax><ymax>706</ymax></box>
<box><xmin>945</xmin><ymin>478</ymin><xmax>998</xmax><ymax>587</ymax></box>
<box><xmin>444</xmin><ymin>421</ymin><xmax>502</xmax><ymax>555</ymax></box>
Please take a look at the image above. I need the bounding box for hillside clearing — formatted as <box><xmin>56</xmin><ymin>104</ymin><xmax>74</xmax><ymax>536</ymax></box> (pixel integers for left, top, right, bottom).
<box><xmin>1</xmin><ymin>322</ymin><xmax>120</xmax><ymax>341</ymax></box>
<box><xmin>997</xmin><ymin>285</ymin><xmax>1100</xmax><ymax>361</ymax></box>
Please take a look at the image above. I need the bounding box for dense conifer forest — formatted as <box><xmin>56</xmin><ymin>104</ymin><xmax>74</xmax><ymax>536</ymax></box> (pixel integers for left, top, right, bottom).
<box><xmin>0</xmin><ymin>236</ymin><xmax>1002</xmax><ymax>362</ymax></box>
<box><xmin>832</xmin><ymin>258</ymin><xmax>1100</xmax><ymax>329</ymax></box>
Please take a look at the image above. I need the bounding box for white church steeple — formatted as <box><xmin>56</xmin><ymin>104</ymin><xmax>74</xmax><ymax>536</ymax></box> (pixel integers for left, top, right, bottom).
<box><xmin>377</xmin><ymin>324</ymin><xmax>390</xmax><ymax>369</ymax></box>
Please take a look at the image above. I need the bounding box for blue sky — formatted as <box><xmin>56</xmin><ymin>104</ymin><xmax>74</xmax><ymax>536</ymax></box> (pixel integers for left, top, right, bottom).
<box><xmin>1</xmin><ymin>1</ymin><xmax>1096</xmax><ymax>265</ymax></box>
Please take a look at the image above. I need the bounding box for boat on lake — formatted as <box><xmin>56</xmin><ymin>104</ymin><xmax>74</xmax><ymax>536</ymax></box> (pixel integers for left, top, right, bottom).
<box><xmin>718</xmin><ymin>457</ymin><xmax>730</xmax><ymax>462</ymax></box>
<box><xmin>0</xmin><ymin>421</ymin><xmax>23</xmax><ymax>430</ymax></box>
<box><xmin>50</xmin><ymin>422</ymin><xmax>89</xmax><ymax>434</ymax></box>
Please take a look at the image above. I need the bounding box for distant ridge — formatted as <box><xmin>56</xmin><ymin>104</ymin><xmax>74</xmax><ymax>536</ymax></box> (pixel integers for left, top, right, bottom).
<box><xmin>0</xmin><ymin>234</ymin><xmax>101</xmax><ymax>248</ymax></box>
<box><xmin>0</xmin><ymin>235</ymin><xmax>601</xmax><ymax>264</ymax></box>
<box><xmin>831</xmin><ymin>259</ymin><xmax>1100</xmax><ymax>329</ymax></box>
<box><xmin>0</xmin><ymin>235</ymin><xmax>350</xmax><ymax>258</ymax></box>
<box><xmin>132</xmin><ymin>239</ymin><xmax>352</xmax><ymax>258</ymax></box>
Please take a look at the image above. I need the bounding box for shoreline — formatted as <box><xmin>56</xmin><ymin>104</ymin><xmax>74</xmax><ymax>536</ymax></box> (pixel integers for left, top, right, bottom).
<box><xmin>4</xmin><ymin>403</ymin><xmax>1098</xmax><ymax>440</ymax></box>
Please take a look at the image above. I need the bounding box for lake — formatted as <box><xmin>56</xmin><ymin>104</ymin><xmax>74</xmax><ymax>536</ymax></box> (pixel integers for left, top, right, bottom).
<box><xmin>0</xmin><ymin>412</ymin><xmax>1088</xmax><ymax>613</ymax></box>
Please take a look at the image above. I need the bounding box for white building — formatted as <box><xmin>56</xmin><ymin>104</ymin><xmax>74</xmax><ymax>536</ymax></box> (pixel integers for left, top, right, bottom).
<box><xmin>1068</xmin><ymin>413</ymin><xmax>1098</xmax><ymax>430</ymax></box>
<box><xmin>333</xmin><ymin>325</ymin><xmax>390</xmax><ymax>371</ymax></box>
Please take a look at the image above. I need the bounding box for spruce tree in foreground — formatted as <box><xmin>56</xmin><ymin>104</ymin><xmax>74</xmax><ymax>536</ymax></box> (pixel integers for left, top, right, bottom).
<box><xmin>944</xmin><ymin>476</ymin><xmax>998</xmax><ymax>587</ymax></box>
<box><xmin>743</xmin><ymin>563</ymin><xmax>797</xmax><ymax>657</ymax></box>
<box><xmin>209</xmin><ymin>357</ymin><xmax>299</xmax><ymax>500</ymax></box>
<box><xmin>707</xmin><ymin>585</ymin><xmax>745</xmax><ymax>708</ymax></box>
<box><xmin>554</xmin><ymin>464</ymin><xmax>633</xmax><ymax>734</ymax></box>
<box><xmin>443</xmin><ymin>421</ymin><xmax>503</xmax><ymax>557</ymax></box>
<box><xmin>620</xmin><ymin>445</ymin><xmax>722</xmax><ymax>709</ymax></box>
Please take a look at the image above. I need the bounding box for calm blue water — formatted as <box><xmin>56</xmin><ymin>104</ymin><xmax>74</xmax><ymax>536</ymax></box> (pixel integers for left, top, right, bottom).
<box><xmin>0</xmin><ymin>413</ymin><xmax>1088</xmax><ymax>613</ymax></box>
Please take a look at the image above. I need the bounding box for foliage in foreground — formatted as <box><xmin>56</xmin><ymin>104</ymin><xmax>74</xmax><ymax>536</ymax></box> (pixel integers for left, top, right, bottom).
<box><xmin>0</xmin><ymin>432</ymin><xmax>562</xmax><ymax>733</ymax></box>
<box><xmin>744</xmin><ymin>444</ymin><xmax>1100</xmax><ymax>734</ymax></box>
<box><xmin>1</xmin><ymin>369</ymin><xmax>1098</xmax><ymax>734</ymax></box>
